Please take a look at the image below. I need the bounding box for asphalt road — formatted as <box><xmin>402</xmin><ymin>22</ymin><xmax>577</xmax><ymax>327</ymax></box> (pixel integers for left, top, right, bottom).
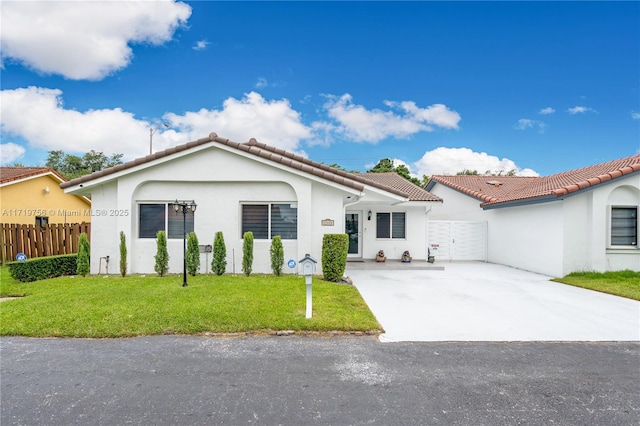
<box><xmin>1</xmin><ymin>336</ymin><xmax>638</xmax><ymax>425</ymax></box>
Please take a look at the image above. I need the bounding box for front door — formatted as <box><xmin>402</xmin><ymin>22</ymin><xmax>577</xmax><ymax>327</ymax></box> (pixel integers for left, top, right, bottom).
<box><xmin>345</xmin><ymin>212</ymin><xmax>362</xmax><ymax>258</ymax></box>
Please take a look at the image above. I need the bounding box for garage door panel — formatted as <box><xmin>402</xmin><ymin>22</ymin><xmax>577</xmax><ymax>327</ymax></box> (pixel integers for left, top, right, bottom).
<box><xmin>429</xmin><ymin>221</ymin><xmax>486</xmax><ymax>261</ymax></box>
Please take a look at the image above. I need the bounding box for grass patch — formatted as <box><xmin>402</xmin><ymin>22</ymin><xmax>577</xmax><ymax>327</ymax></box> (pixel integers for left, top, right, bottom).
<box><xmin>552</xmin><ymin>270</ymin><xmax>640</xmax><ymax>301</ymax></box>
<box><xmin>0</xmin><ymin>268</ymin><xmax>381</xmax><ymax>337</ymax></box>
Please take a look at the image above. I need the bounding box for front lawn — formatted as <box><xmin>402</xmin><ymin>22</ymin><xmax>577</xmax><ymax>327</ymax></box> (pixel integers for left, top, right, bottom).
<box><xmin>552</xmin><ymin>270</ymin><xmax>640</xmax><ymax>301</ymax></box>
<box><xmin>0</xmin><ymin>268</ymin><xmax>381</xmax><ymax>337</ymax></box>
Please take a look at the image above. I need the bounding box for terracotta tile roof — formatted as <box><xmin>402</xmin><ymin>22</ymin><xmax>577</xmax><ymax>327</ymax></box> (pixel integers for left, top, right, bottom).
<box><xmin>354</xmin><ymin>172</ymin><xmax>442</xmax><ymax>201</ymax></box>
<box><xmin>428</xmin><ymin>154</ymin><xmax>640</xmax><ymax>208</ymax></box>
<box><xmin>61</xmin><ymin>133</ymin><xmax>441</xmax><ymax>202</ymax></box>
<box><xmin>0</xmin><ymin>167</ymin><xmax>66</xmax><ymax>185</ymax></box>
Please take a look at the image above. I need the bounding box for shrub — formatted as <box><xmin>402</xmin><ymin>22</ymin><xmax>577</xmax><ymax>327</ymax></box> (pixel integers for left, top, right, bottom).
<box><xmin>76</xmin><ymin>232</ymin><xmax>90</xmax><ymax>276</ymax></box>
<box><xmin>154</xmin><ymin>230</ymin><xmax>169</xmax><ymax>277</ymax></box>
<box><xmin>242</xmin><ymin>231</ymin><xmax>254</xmax><ymax>276</ymax></box>
<box><xmin>321</xmin><ymin>234</ymin><xmax>349</xmax><ymax>282</ymax></box>
<box><xmin>212</xmin><ymin>231</ymin><xmax>227</xmax><ymax>276</ymax></box>
<box><xmin>186</xmin><ymin>232</ymin><xmax>200</xmax><ymax>276</ymax></box>
<box><xmin>119</xmin><ymin>231</ymin><xmax>127</xmax><ymax>277</ymax></box>
<box><xmin>270</xmin><ymin>235</ymin><xmax>284</xmax><ymax>276</ymax></box>
<box><xmin>9</xmin><ymin>254</ymin><xmax>77</xmax><ymax>282</ymax></box>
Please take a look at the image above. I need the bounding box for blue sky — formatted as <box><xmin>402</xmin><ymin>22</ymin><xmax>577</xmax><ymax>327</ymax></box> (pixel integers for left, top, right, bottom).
<box><xmin>1</xmin><ymin>1</ymin><xmax>639</xmax><ymax>178</ymax></box>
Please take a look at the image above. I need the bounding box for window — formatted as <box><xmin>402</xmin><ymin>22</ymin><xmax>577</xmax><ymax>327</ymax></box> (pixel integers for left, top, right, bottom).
<box><xmin>139</xmin><ymin>203</ymin><xmax>194</xmax><ymax>239</ymax></box>
<box><xmin>376</xmin><ymin>212</ymin><xmax>406</xmax><ymax>239</ymax></box>
<box><xmin>611</xmin><ymin>206</ymin><xmax>637</xmax><ymax>246</ymax></box>
<box><xmin>35</xmin><ymin>216</ymin><xmax>49</xmax><ymax>228</ymax></box>
<box><xmin>242</xmin><ymin>203</ymin><xmax>297</xmax><ymax>240</ymax></box>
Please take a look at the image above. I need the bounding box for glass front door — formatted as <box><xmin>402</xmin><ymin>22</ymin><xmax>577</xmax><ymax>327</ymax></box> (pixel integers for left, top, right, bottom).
<box><xmin>345</xmin><ymin>212</ymin><xmax>361</xmax><ymax>257</ymax></box>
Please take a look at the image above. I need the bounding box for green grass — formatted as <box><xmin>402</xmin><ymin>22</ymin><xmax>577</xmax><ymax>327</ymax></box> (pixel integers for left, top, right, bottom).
<box><xmin>552</xmin><ymin>270</ymin><xmax>640</xmax><ymax>301</ymax></box>
<box><xmin>0</xmin><ymin>268</ymin><xmax>381</xmax><ymax>338</ymax></box>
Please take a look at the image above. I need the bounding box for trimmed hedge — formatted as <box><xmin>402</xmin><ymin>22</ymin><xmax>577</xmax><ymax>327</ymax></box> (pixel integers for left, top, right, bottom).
<box><xmin>321</xmin><ymin>234</ymin><xmax>349</xmax><ymax>282</ymax></box>
<box><xmin>8</xmin><ymin>254</ymin><xmax>78</xmax><ymax>282</ymax></box>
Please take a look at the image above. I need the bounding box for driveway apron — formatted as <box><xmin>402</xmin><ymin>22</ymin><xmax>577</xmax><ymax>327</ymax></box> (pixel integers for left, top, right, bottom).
<box><xmin>347</xmin><ymin>262</ymin><xmax>640</xmax><ymax>342</ymax></box>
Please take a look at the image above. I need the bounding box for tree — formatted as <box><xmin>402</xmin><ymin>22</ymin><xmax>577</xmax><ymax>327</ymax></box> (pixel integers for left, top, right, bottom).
<box><xmin>242</xmin><ymin>231</ymin><xmax>254</xmax><ymax>276</ymax></box>
<box><xmin>368</xmin><ymin>158</ymin><xmax>423</xmax><ymax>187</ymax></box>
<box><xmin>212</xmin><ymin>231</ymin><xmax>227</xmax><ymax>276</ymax></box>
<box><xmin>46</xmin><ymin>149</ymin><xmax>124</xmax><ymax>179</ymax></box>
<box><xmin>119</xmin><ymin>231</ymin><xmax>127</xmax><ymax>277</ymax></box>
<box><xmin>186</xmin><ymin>232</ymin><xmax>200</xmax><ymax>276</ymax></box>
<box><xmin>154</xmin><ymin>231</ymin><xmax>169</xmax><ymax>277</ymax></box>
<box><xmin>270</xmin><ymin>235</ymin><xmax>284</xmax><ymax>276</ymax></box>
<box><xmin>76</xmin><ymin>232</ymin><xmax>90</xmax><ymax>276</ymax></box>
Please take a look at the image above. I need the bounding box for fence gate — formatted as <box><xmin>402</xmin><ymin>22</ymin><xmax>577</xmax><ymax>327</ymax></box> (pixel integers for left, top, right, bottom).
<box><xmin>428</xmin><ymin>220</ymin><xmax>487</xmax><ymax>261</ymax></box>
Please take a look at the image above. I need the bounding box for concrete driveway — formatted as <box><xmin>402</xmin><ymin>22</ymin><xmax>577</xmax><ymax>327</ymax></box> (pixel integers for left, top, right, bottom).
<box><xmin>346</xmin><ymin>261</ymin><xmax>640</xmax><ymax>342</ymax></box>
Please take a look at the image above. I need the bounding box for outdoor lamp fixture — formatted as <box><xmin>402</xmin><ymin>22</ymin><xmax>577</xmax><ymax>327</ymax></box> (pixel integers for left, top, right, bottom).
<box><xmin>173</xmin><ymin>199</ymin><xmax>197</xmax><ymax>287</ymax></box>
<box><xmin>368</xmin><ymin>210</ymin><xmax>372</xmax><ymax>221</ymax></box>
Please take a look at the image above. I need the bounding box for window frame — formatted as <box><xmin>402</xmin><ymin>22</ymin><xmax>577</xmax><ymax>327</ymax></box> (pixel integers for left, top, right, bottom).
<box><xmin>375</xmin><ymin>211</ymin><xmax>406</xmax><ymax>240</ymax></box>
<box><xmin>138</xmin><ymin>202</ymin><xmax>194</xmax><ymax>239</ymax></box>
<box><xmin>241</xmin><ymin>202</ymin><xmax>298</xmax><ymax>240</ymax></box>
<box><xmin>609</xmin><ymin>205</ymin><xmax>639</xmax><ymax>248</ymax></box>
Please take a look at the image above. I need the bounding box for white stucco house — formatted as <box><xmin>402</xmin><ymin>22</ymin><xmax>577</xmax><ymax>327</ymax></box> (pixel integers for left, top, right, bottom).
<box><xmin>425</xmin><ymin>155</ymin><xmax>640</xmax><ymax>277</ymax></box>
<box><xmin>61</xmin><ymin>133</ymin><xmax>442</xmax><ymax>275</ymax></box>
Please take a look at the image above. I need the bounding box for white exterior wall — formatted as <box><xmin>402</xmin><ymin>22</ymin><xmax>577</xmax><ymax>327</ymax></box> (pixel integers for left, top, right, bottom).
<box><xmin>428</xmin><ymin>186</ymin><xmax>485</xmax><ymax>221</ymax></box>
<box><xmin>488</xmin><ymin>203</ymin><xmax>564</xmax><ymax>277</ymax></box>
<box><xmin>84</xmin><ymin>146</ymin><xmax>361</xmax><ymax>275</ymax></box>
<box><xmin>359</xmin><ymin>204</ymin><xmax>428</xmax><ymax>261</ymax></box>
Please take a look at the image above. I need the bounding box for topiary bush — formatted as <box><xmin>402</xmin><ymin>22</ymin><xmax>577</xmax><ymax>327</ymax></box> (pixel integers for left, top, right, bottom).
<box><xmin>212</xmin><ymin>231</ymin><xmax>227</xmax><ymax>276</ymax></box>
<box><xmin>76</xmin><ymin>232</ymin><xmax>90</xmax><ymax>276</ymax></box>
<box><xmin>119</xmin><ymin>231</ymin><xmax>127</xmax><ymax>277</ymax></box>
<box><xmin>154</xmin><ymin>230</ymin><xmax>169</xmax><ymax>277</ymax></box>
<box><xmin>186</xmin><ymin>231</ymin><xmax>200</xmax><ymax>276</ymax></box>
<box><xmin>242</xmin><ymin>231</ymin><xmax>254</xmax><ymax>276</ymax></box>
<box><xmin>321</xmin><ymin>233</ymin><xmax>349</xmax><ymax>282</ymax></box>
<box><xmin>270</xmin><ymin>235</ymin><xmax>284</xmax><ymax>276</ymax></box>
<box><xmin>9</xmin><ymin>254</ymin><xmax>78</xmax><ymax>282</ymax></box>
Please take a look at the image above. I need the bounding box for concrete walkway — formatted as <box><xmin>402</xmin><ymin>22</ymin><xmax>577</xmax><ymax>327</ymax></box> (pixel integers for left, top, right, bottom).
<box><xmin>347</xmin><ymin>261</ymin><xmax>640</xmax><ymax>342</ymax></box>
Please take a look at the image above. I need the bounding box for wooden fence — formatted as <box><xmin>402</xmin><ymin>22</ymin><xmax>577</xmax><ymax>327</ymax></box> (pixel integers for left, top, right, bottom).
<box><xmin>0</xmin><ymin>222</ymin><xmax>91</xmax><ymax>264</ymax></box>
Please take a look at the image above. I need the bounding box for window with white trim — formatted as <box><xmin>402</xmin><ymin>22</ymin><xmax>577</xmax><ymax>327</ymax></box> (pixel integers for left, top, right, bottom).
<box><xmin>376</xmin><ymin>212</ymin><xmax>406</xmax><ymax>239</ymax></box>
<box><xmin>242</xmin><ymin>203</ymin><xmax>297</xmax><ymax>240</ymax></box>
<box><xmin>139</xmin><ymin>203</ymin><xmax>194</xmax><ymax>239</ymax></box>
<box><xmin>610</xmin><ymin>206</ymin><xmax>638</xmax><ymax>246</ymax></box>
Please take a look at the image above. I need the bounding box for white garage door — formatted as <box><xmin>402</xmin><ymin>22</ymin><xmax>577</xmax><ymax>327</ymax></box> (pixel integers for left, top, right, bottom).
<box><xmin>428</xmin><ymin>221</ymin><xmax>487</xmax><ymax>261</ymax></box>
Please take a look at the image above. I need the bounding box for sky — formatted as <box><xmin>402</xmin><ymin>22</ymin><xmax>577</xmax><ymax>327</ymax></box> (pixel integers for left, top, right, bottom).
<box><xmin>1</xmin><ymin>1</ymin><xmax>639</xmax><ymax>179</ymax></box>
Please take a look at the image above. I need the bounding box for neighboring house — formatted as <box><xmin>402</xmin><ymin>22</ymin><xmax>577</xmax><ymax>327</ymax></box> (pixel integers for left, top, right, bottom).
<box><xmin>0</xmin><ymin>167</ymin><xmax>91</xmax><ymax>226</ymax></box>
<box><xmin>426</xmin><ymin>155</ymin><xmax>640</xmax><ymax>277</ymax></box>
<box><xmin>61</xmin><ymin>133</ymin><xmax>442</xmax><ymax>275</ymax></box>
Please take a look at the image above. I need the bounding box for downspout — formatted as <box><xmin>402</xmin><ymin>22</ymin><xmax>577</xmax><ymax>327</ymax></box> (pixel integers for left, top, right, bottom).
<box><xmin>425</xmin><ymin>205</ymin><xmax>433</xmax><ymax>260</ymax></box>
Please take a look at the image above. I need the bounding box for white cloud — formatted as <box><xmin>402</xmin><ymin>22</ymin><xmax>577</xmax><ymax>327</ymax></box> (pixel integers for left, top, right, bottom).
<box><xmin>539</xmin><ymin>107</ymin><xmax>555</xmax><ymax>115</ymax></box>
<box><xmin>0</xmin><ymin>143</ymin><xmax>26</xmax><ymax>165</ymax></box>
<box><xmin>164</xmin><ymin>91</ymin><xmax>313</xmax><ymax>152</ymax></box>
<box><xmin>567</xmin><ymin>106</ymin><xmax>595</xmax><ymax>115</ymax></box>
<box><xmin>413</xmin><ymin>147</ymin><xmax>539</xmax><ymax>177</ymax></box>
<box><xmin>0</xmin><ymin>87</ymin><xmax>158</xmax><ymax>158</ymax></box>
<box><xmin>255</xmin><ymin>78</ymin><xmax>268</xmax><ymax>89</ymax></box>
<box><xmin>193</xmin><ymin>40</ymin><xmax>209</xmax><ymax>51</ymax></box>
<box><xmin>631</xmin><ymin>112</ymin><xmax>640</xmax><ymax>120</ymax></box>
<box><xmin>515</xmin><ymin>118</ymin><xmax>546</xmax><ymax>133</ymax></box>
<box><xmin>0</xmin><ymin>88</ymin><xmax>317</xmax><ymax>159</ymax></box>
<box><xmin>1</xmin><ymin>1</ymin><xmax>191</xmax><ymax>80</ymax></box>
<box><xmin>323</xmin><ymin>94</ymin><xmax>461</xmax><ymax>143</ymax></box>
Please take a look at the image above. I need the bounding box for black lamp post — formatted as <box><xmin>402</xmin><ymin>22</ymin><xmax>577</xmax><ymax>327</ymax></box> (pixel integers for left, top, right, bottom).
<box><xmin>173</xmin><ymin>200</ymin><xmax>197</xmax><ymax>287</ymax></box>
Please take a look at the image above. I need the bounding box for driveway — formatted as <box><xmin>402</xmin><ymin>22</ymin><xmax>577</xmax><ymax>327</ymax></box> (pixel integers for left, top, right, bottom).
<box><xmin>347</xmin><ymin>261</ymin><xmax>640</xmax><ymax>342</ymax></box>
